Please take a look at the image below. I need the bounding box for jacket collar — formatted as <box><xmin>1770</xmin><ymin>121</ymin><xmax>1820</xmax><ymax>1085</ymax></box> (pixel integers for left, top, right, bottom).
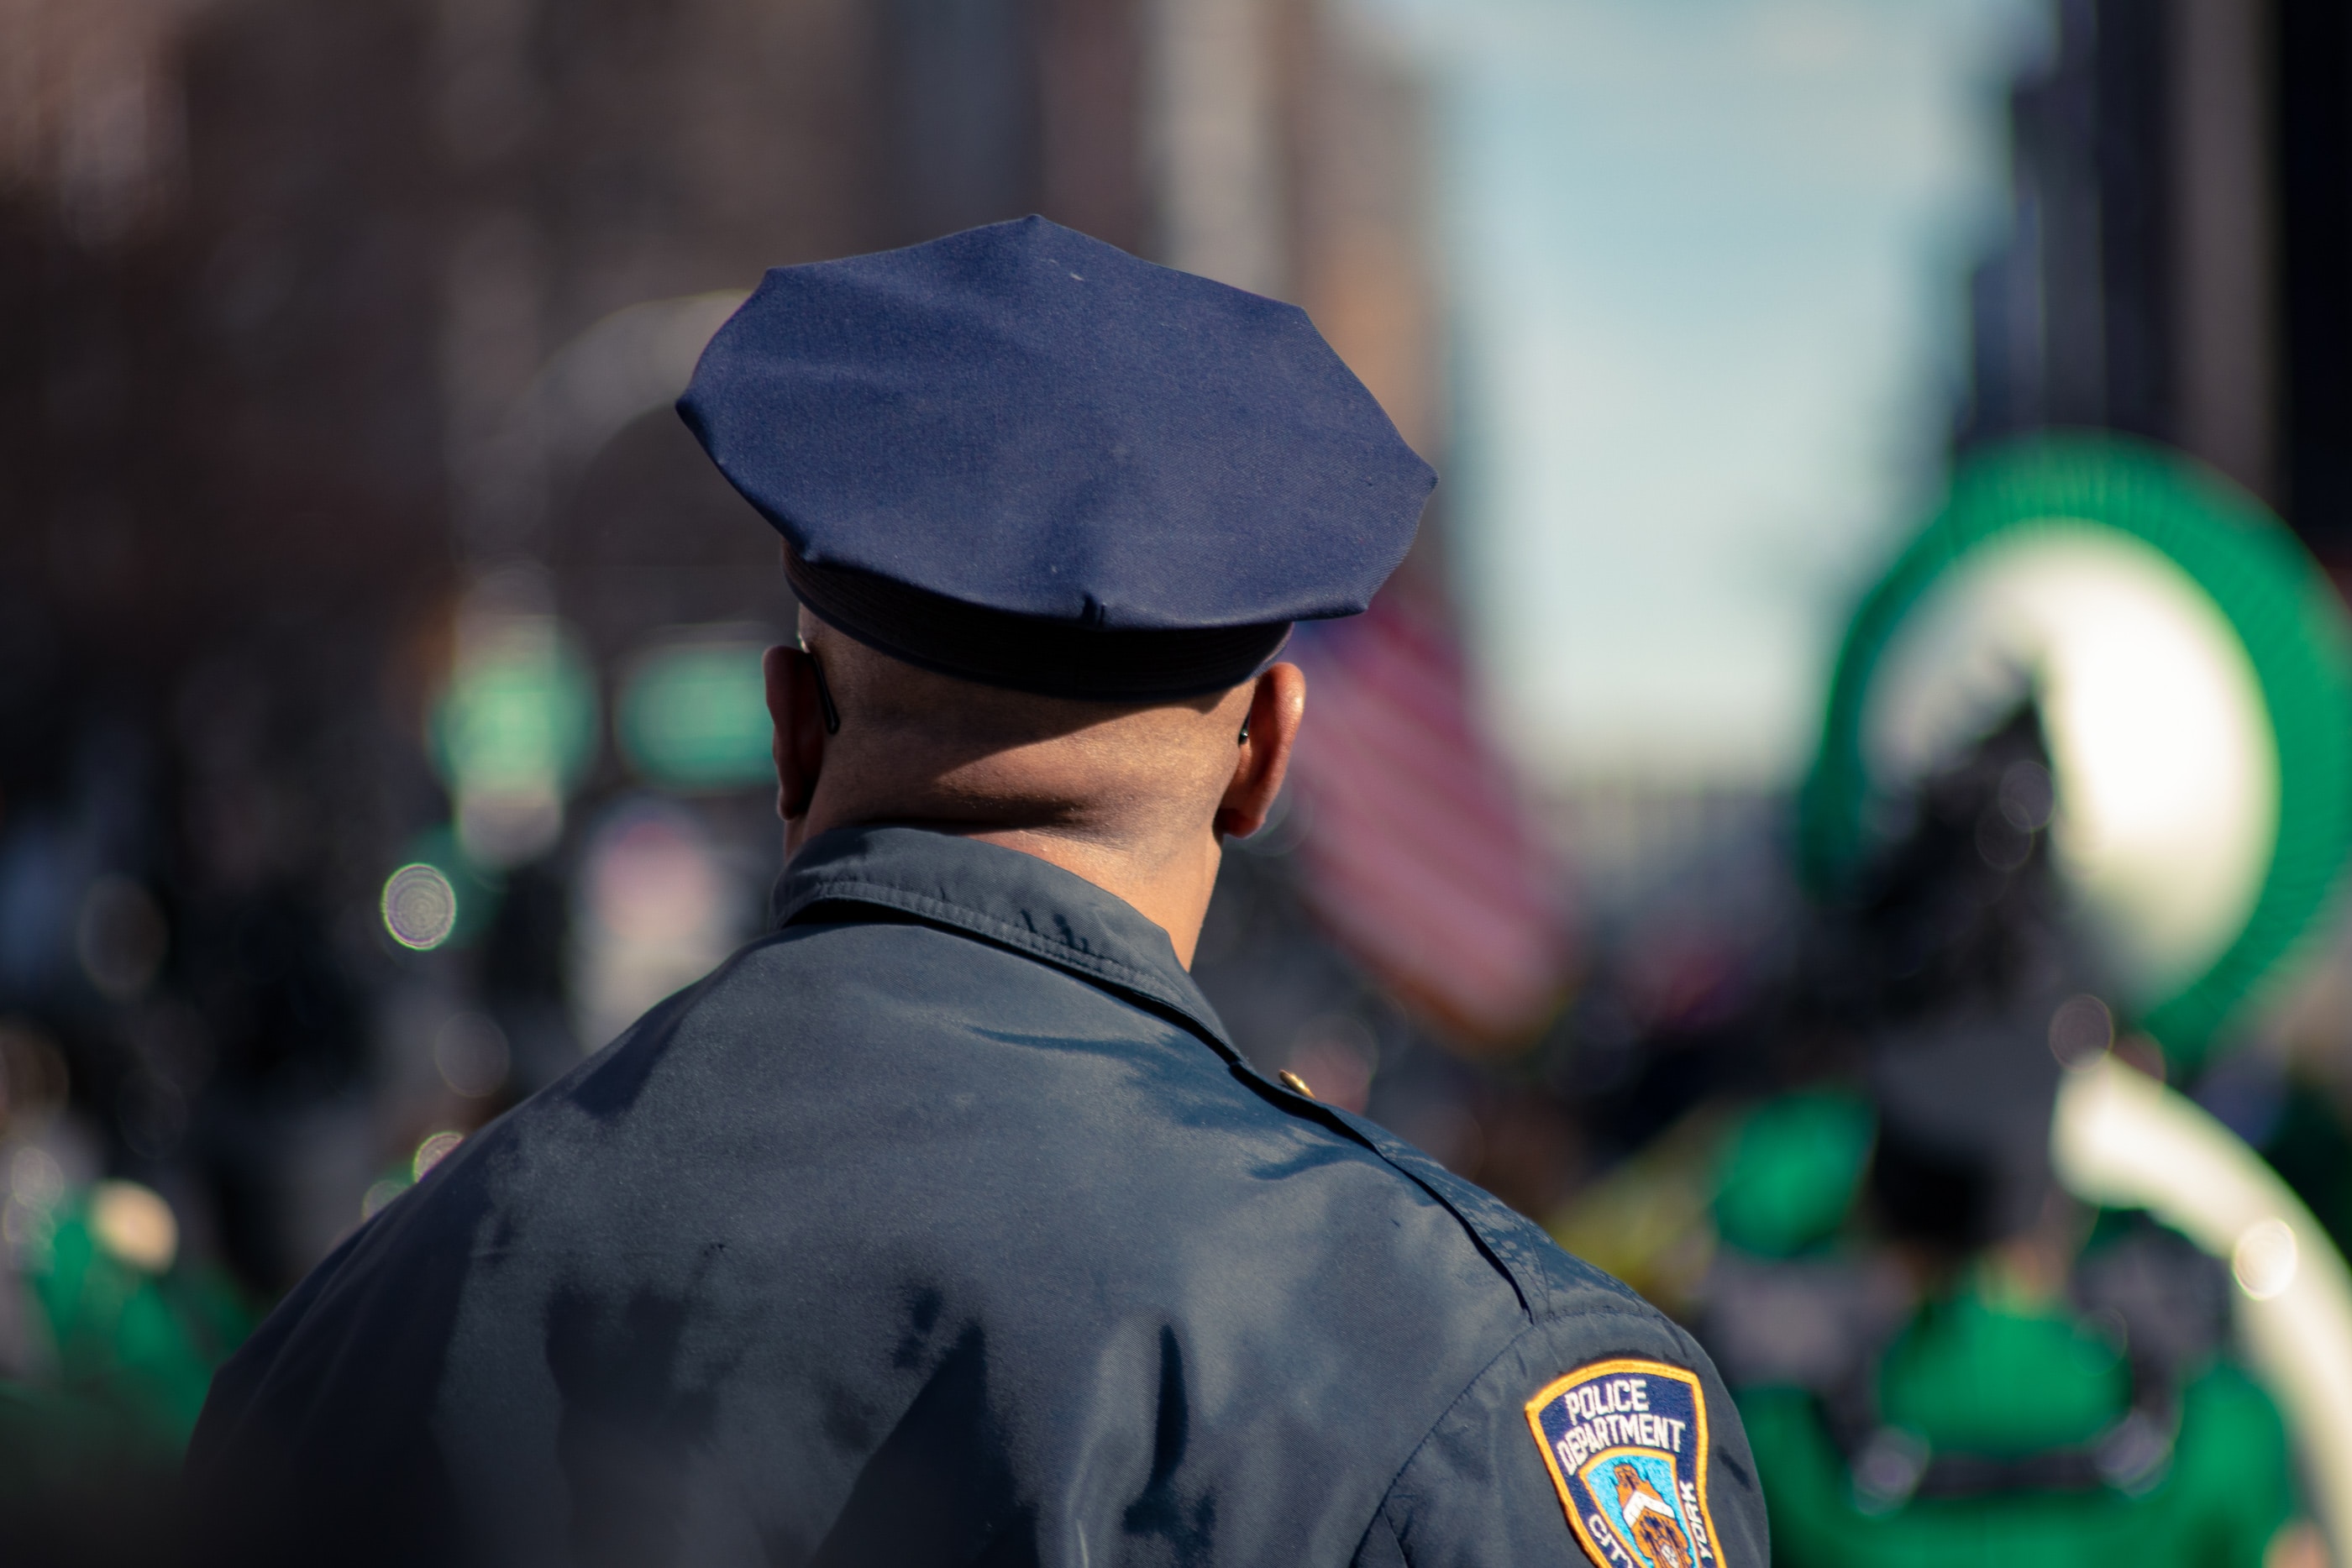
<box><xmin>772</xmin><ymin>825</ymin><xmax>1236</xmax><ymax>1057</ymax></box>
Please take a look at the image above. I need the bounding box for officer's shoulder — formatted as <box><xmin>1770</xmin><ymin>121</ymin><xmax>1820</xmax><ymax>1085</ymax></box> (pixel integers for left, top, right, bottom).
<box><xmin>733</xmin><ymin>914</ymin><xmax>1655</xmax><ymax>1325</ymax></box>
<box><xmin>601</xmin><ymin>909</ymin><xmax>1664</xmax><ymax>1335</ymax></box>
<box><xmin>1341</xmin><ymin>1140</ymin><xmax>1764</xmax><ymax>1568</ymax></box>
<box><xmin>1320</xmin><ymin>1102</ymin><xmax>1655</xmax><ymax>1324</ymax></box>
<box><xmin>1307</xmin><ymin>1114</ymin><xmax>1768</xmax><ymax>1568</ymax></box>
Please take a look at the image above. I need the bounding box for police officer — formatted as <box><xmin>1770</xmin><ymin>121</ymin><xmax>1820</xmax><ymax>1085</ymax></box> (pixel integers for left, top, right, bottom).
<box><xmin>186</xmin><ymin>218</ymin><xmax>1767</xmax><ymax>1568</ymax></box>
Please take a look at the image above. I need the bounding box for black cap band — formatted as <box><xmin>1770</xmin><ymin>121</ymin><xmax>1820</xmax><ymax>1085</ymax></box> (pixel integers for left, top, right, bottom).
<box><xmin>785</xmin><ymin>549</ymin><xmax>1293</xmax><ymax>701</ymax></box>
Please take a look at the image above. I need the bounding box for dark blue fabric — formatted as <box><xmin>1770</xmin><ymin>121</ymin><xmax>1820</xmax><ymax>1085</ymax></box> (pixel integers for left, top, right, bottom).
<box><xmin>676</xmin><ymin>218</ymin><xmax>1435</xmax><ymax>632</ymax></box>
<box><xmin>187</xmin><ymin>828</ymin><xmax>1765</xmax><ymax>1567</ymax></box>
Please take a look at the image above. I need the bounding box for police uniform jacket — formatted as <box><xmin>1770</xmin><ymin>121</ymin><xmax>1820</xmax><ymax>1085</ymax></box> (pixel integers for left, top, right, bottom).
<box><xmin>188</xmin><ymin>825</ymin><xmax>1768</xmax><ymax>1567</ymax></box>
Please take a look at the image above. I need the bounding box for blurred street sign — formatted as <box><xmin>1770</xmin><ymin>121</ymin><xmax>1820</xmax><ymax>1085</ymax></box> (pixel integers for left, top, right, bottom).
<box><xmin>1804</xmin><ymin>434</ymin><xmax>2352</xmax><ymax>1062</ymax></box>
<box><xmin>615</xmin><ymin>629</ymin><xmax>775</xmax><ymax>793</ymax></box>
<box><xmin>431</xmin><ymin>612</ymin><xmax>599</xmax><ymax>868</ymax></box>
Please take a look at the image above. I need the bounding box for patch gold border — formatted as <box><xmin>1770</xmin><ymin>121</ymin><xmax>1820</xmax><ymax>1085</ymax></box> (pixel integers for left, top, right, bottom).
<box><xmin>1522</xmin><ymin>1356</ymin><xmax>1724</xmax><ymax>1568</ymax></box>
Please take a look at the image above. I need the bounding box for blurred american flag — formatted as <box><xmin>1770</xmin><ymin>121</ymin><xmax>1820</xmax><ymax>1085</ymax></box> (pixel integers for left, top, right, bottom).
<box><xmin>1284</xmin><ymin>583</ymin><xmax>1577</xmax><ymax>1047</ymax></box>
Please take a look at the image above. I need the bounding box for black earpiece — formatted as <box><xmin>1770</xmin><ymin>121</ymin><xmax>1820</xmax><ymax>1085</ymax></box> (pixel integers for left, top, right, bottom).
<box><xmin>809</xmin><ymin>653</ymin><xmax>843</xmax><ymax>735</ymax></box>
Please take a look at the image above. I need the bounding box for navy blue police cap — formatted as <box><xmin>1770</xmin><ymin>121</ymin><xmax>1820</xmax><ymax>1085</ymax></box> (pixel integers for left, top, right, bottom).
<box><xmin>678</xmin><ymin>216</ymin><xmax>1434</xmax><ymax>700</ymax></box>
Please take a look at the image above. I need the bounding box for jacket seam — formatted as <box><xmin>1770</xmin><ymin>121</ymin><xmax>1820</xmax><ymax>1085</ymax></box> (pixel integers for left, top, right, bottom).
<box><xmin>1351</xmin><ymin>1496</ymin><xmax>1408</xmax><ymax>1566</ymax></box>
<box><xmin>1332</xmin><ymin>1114</ymin><xmax>1559</xmax><ymax>1319</ymax></box>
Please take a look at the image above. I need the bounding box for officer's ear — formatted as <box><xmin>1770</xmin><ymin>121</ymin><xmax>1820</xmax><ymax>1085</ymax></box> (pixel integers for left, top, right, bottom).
<box><xmin>1214</xmin><ymin>662</ymin><xmax>1305</xmax><ymax>841</ymax></box>
<box><xmin>763</xmin><ymin>644</ymin><xmax>832</xmax><ymax>821</ymax></box>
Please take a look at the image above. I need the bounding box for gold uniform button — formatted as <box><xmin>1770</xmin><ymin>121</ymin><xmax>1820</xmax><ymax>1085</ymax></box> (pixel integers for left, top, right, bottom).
<box><xmin>1278</xmin><ymin>1069</ymin><xmax>1315</xmax><ymax>1099</ymax></box>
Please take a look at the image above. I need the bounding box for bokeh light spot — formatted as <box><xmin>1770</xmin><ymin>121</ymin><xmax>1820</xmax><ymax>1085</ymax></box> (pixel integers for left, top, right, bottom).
<box><xmin>2234</xmin><ymin>1217</ymin><xmax>2299</xmax><ymax>1300</ymax></box>
<box><xmin>435</xmin><ymin>1012</ymin><xmax>511</xmax><ymax>1099</ymax></box>
<box><xmin>382</xmin><ymin>863</ymin><xmax>459</xmax><ymax>950</ymax></box>
<box><xmin>2048</xmin><ymin>994</ymin><xmax>2114</xmax><ymax>1068</ymax></box>
<box><xmin>76</xmin><ymin>876</ymin><xmax>167</xmax><ymax>1000</ymax></box>
<box><xmin>616</xmin><ymin>634</ymin><xmax>776</xmax><ymax>790</ymax></box>
<box><xmin>1284</xmin><ymin>1015</ymin><xmax>1377</xmax><ymax>1113</ymax></box>
<box><xmin>0</xmin><ymin>1022</ymin><xmax>70</xmax><ymax>1135</ymax></box>
<box><xmin>90</xmin><ymin>1179</ymin><xmax>178</xmax><ymax>1272</ymax></box>
<box><xmin>412</xmin><ymin>1130</ymin><xmax>464</xmax><ymax>1182</ymax></box>
<box><xmin>360</xmin><ymin>1177</ymin><xmax>408</xmax><ymax>1220</ymax></box>
<box><xmin>8</xmin><ymin>1146</ymin><xmax>65</xmax><ymax>1212</ymax></box>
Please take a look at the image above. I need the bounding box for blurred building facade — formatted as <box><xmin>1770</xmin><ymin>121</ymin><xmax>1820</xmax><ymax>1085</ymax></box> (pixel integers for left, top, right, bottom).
<box><xmin>0</xmin><ymin>0</ymin><xmax>1473</xmax><ymax>1314</ymax></box>
<box><xmin>1961</xmin><ymin>0</ymin><xmax>2352</xmax><ymax>558</ymax></box>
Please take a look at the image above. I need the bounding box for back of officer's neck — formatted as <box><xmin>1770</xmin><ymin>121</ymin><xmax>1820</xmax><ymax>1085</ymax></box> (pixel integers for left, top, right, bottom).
<box><xmin>955</xmin><ymin>823</ymin><xmax>1222</xmax><ymax>968</ymax></box>
<box><xmin>785</xmin><ymin>627</ymin><xmax>1247</xmax><ymax>968</ymax></box>
<box><xmin>794</xmin><ymin>799</ymin><xmax>1223</xmax><ymax>968</ymax></box>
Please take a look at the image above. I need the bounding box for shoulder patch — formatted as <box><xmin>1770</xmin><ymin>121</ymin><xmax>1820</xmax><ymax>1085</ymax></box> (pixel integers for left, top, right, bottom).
<box><xmin>1524</xmin><ymin>1358</ymin><xmax>1723</xmax><ymax>1568</ymax></box>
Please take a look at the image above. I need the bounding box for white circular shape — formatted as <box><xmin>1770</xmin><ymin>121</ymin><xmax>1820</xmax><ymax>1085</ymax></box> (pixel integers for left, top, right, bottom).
<box><xmin>1866</xmin><ymin>525</ymin><xmax>2278</xmax><ymax>1002</ymax></box>
<box><xmin>90</xmin><ymin>1179</ymin><xmax>177</xmax><ymax>1273</ymax></box>
<box><xmin>2236</xmin><ymin>1217</ymin><xmax>2302</xmax><ymax>1301</ymax></box>
<box><xmin>412</xmin><ymin>1130</ymin><xmax>465</xmax><ymax>1182</ymax></box>
<box><xmin>381</xmin><ymin>863</ymin><xmax>459</xmax><ymax>951</ymax></box>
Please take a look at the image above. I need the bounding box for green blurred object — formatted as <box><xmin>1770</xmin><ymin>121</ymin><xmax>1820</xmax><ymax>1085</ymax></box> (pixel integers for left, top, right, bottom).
<box><xmin>0</xmin><ymin>1185</ymin><xmax>255</xmax><ymax>1486</ymax></box>
<box><xmin>1714</xmin><ymin>1090</ymin><xmax>1875</xmax><ymax>1258</ymax></box>
<box><xmin>1703</xmin><ymin>1088</ymin><xmax>2307</xmax><ymax>1566</ymax></box>
<box><xmin>616</xmin><ymin>636</ymin><xmax>775</xmax><ymax>791</ymax></box>
<box><xmin>430</xmin><ymin>618</ymin><xmax>600</xmax><ymax>800</ymax></box>
<box><xmin>1744</xmin><ymin>1357</ymin><xmax>2293</xmax><ymax>1568</ymax></box>
<box><xmin>1800</xmin><ymin>434</ymin><xmax>2352</xmax><ymax>1067</ymax></box>
<box><xmin>1877</xmin><ymin>1294</ymin><xmax>2126</xmax><ymax>1456</ymax></box>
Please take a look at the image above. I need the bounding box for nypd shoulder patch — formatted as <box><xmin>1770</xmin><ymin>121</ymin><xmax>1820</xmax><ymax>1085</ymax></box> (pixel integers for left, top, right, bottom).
<box><xmin>1524</xmin><ymin>1358</ymin><xmax>1724</xmax><ymax>1568</ymax></box>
